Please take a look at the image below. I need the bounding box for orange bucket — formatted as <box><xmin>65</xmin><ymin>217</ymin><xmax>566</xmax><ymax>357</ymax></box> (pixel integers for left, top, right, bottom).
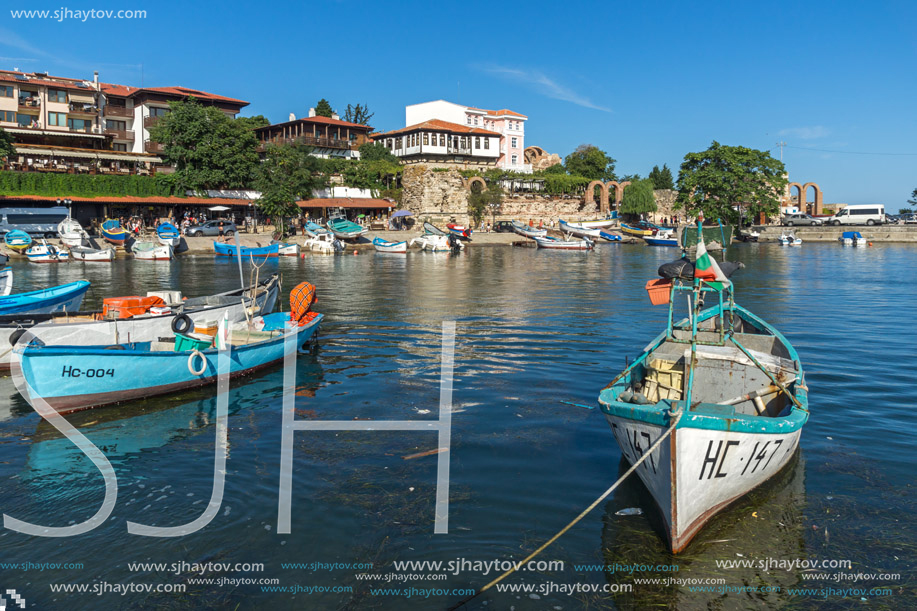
<box><xmin>645</xmin><ymin>279</ymin><xmax>673</xmax><ymax>305</ymax></box>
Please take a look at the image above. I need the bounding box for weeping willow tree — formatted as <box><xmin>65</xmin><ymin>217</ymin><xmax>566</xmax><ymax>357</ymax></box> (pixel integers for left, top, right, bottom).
<box><xmin>620</xmin><ymin>179</ymin><xmax>657</xmax><ymax>218</ymax></box>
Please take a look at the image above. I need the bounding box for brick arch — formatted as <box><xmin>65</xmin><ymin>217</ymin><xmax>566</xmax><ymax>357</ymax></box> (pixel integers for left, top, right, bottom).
<box><xmin>802</xmin><ymin>182</ymin><xmax>823</xmax><ymax>215</ymax></box>
<box><xmin>606</xmin><ymin>181</ymin><xmax>631</xmax><ymax>206</ymax></box>
<box><xmin>465</xmin><ymin>176</ymin><xmax>487</xmax><ymax>192</ymax></box>
<box><xmin>524</xmin><ymin>146</ymin><xmax>546</xmax><ymax>164</ymax></box>
<box><xmin>585</xmin><ymin>180</ymin><xmax>609</xmax><ymax>212</ymax></box>
<box><xmin>787</xmin><ymin>182</ymin><xmax>803</xmax><ymax>208</ymax></box>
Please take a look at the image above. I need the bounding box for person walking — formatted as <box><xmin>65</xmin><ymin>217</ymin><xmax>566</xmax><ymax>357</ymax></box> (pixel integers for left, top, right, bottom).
<box><xmin>218</xmin><ymin>219</ymin><xmax>226</xmax><ymax>241</ymax></box>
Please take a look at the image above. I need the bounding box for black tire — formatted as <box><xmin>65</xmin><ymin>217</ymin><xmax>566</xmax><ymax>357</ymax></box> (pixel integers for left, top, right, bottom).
<box><xmin>811</xmin><ymin>221</ymin><xmax>817</xmax><ymax>226</ymax></box>
<box><xmin>786</xmin><ymin>221</ymin><xmax>794</xmax><ymax>227</ymax></box>
<box><xmin>9</xmin><ymin>329</ymin><xmax>43</xmax><ymax>347</ymax></box>
<box><xmin>866</xmin><ymin>219</ymin><xmax>875</xmax><ymax>226</ymax></box>
<box><xmin>225</xmin><ymin>230</ymin><xmax>235</xmax><ymax>236</ymax></box>
<box><xmin>193</xmin><ymin>231</ymin><xmax>203</xmax><ymax>237</ymax></box>
<box><xmin>832</xmin><ymin>220</ymin><xmax>841</xmax><ymax>226</ymax></box>
<box><xmin>171</xmin><ymin>314</ymin><xmax>192</xmax><ymax>334</ymax></box>
<box><xmin>45</xmin><ymin>233</ymin><xmax>55</xmax><ymax>239</ymax></box>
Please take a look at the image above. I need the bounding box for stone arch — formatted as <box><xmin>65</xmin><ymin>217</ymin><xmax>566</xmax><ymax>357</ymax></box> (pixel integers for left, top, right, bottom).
<box><xmin>585</xmin><ymin>180</ymin><xmax>608</xmax><ymax>212</ymax></box>
<box><xmin>524</xmin><ymin>146</ymin><xmax>546</xmax><ymax>165</ymax></box>
<box><xmin>606</xmin><ymin>181</ymin><xmax>631</xmax><ymax>207</ymax></box>
<box><xmin>787</xmin><ymin>182</ymin><xmax>803</xmax><ymax>209</ymax></box>
<box><xmin>802</xmin><ymin>182</ymin><xmax>823</xmax><ymax>215</ymax></box>
<box><xmin>465</xmin><ymin>176</ymin><xmax>487</xmax><ymax>193</ymax></box>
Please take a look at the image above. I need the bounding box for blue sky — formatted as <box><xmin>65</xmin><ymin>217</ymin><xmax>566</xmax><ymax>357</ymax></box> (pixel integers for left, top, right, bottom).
<box><xmin>2</xmin><ymin>0</ymin><xmax>915</xmax><ymax>208</ymax></box>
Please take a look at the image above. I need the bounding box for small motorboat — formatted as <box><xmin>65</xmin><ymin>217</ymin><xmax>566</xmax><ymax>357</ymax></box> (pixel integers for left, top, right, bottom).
<box><xmin>25</xmin><ymin>240</ymin><xmax>70</xmax><ymax>263</ymax></box>
<box><xmin>327</xmin><ymin>215</ymin><xmax>368</xmax><ymax>240</ymax></box>
<box><xmin>446</xmin><ymin>223</ymin><xmax>473</xmax><ymax>240</ymax></box>
<box><xmin>598</xmin><ymin>222</ymin><xmax>808</xmax><ymax>553</ymax></box>
<box><xmin>598</xmin><ymin>230</ymin><xmax>623</xmax><ymax>242</ymax></box>
<box><xmin>373</xmin><ymin>237</ymin><xmax>408</xmax><ymax>253</ymax></box>
<box><xmin>132</xmin><ymin>241</ymin><xmax>173</xmax><ymax>260</ymax></box>
<box><xmin>779</xmin><ymin>233</ymin><xmax>802</xmax><ymax>246</ymax></box>
<box><xmin>643</xmin><ymin>230</ymin><xmax>679</xmax><ymax>247</ymax></box>
<box><xmin>0</xmin><ymin>280</ymin><xmax>90</xmax><ymax>315</ymax></box>
<box><xmin>213</xmin><ymin>241</ymin><xmax>279</xmax><ymax>258</ymax></box>
<box><xmin>575</xmin><ymin>217</ymin><xmax>616</xmax><ymax>229</ymax></box>
<box><xmin>559</xmin><ymin>219</ymin><xmax>603</xmax><ymax>238</ymax></box>
<box><xmin>303</xmin><ymin>233</ymin><xmax>343</xmax><ymax>254</ymax></box>
<box><xmin>533</xmin><ymin>235</ymin><xmax>595</xmax><ymax>250</ymax></box>
<box><xmin>511</xmin><ymin>220</ymin><xmax>547</xmax><ymax>238</ymax></box>
<box><xmin>4</xmin><ymin>229</ymin><xmax>32</xmax><ymax>250</ymax></box>
<box><xmin>272</xmin><ymin>241</ymin><xmax>301</xmax><ymax>257</ymax></box>
<box><xmin>620</xmin><ymin>222</ymin><xmax>656</xmax><ymax>237</ymax></box>
<box><xmin>303</xmin><ymin>221</ymin><xmax>333</xmax><ymax>237</ymax></box>
<box><xmin>156</xmin><ymin>222</ymin><xmax>182</xmax><ymax>247</ymax></box>
<box><xmin>736</xmin><ymin>229</ymin><xmax>759</xmax><ymax>242</ymax></box>
<box><xmin>15</xmin><ymin>309</ymin><xmax>322</xmax><ymax>414</ymax></box>
<box><xmin>0</xmin><ymin>267</ymin><xmax>12</xmax><ymax>297</ymax></box>
<box><xmin>69</xmin><ymin>246</ymin><xmax>116</xmax><ymax>262</ymax></box>
<box><xmin>410</xmin><ymin>223</ymin><xmax>463</xmax><ymax>251</ymax></box>
<box><xmin>839</xmin><ymin>231</ymin><xmax>866</xmax><ymax>246</ymax></box>
<box><xmin>58</xmin><ymin>217</ymin><xmax>89</xmax><ymax>247</ymax></box>
<box><xmin>101</xmin><ymin>219</ymin><xmax>129</xmax><ymax>246</ymax></box>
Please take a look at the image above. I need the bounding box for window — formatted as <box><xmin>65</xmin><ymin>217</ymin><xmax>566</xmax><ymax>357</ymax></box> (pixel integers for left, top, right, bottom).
<box><xmin>474</xmin><ymin>117</ymin><xmax>478</xmax><ymax>125</ymax></box>
<box><xmin>462</xmin><ymin>137</ymin><xmax>468</xmax><ymax>149</ymax></box>
<box><xmin>47</xmin><ymin>111</ymin><xmax>66</xmax><ymax>126</ymax></box>
<box><xmin>511</xmin><ymin>137</ymin><xmax>517</xmax><ymax>148</ymax></box>
<box><xmin>106</xmin><ymin>119</ymin><xmax>127</xmax><ymax>131</ymax></box>
<box><xmin>68</xmin><ymin>118</ymin><xmax>92</xmax><ymax>131</ymax></box>
<box><xmin>474</xmin><ymin>137</ymin><xmax>480</xmax><ymax>149</ymax></box>
<box><xmin>0</xmin><ymin>85</ymin><xmax>12</xmax><ymax>98</ymax></box>
<box><xmin>423</xmin><ymin>132</ymin><xmax>429</xmax><ymax>146</ymax></box>
<box><xmin>511</xmin><ymin>154</ymin><xmax>518</xmax><ymax>165</ymax></box>
<box><xmin>47</xmin><ymin>89</ymin><xmax>67</xmax><ymax>103</ymax></box>
<box><xmin>149</xmin><ymin>106</ymin><xmax>169</xmax><ymax>117</ymax></box>
<box><xmin>466</xmin><ymin>116</ymin><xmax>471</xmax><ymax>124</ymax></box>
<box><xmin>17</xmin><ymin>114</ymin><xmax>34</xmax><ymax>127</ymax></box>
<box><xmin>112</xmin><ymin>143</ymin><xmax>128</xmax><ymax>152</ymax></box>
<box><xmin>0</xmin><ymin>111</ymin><xmax>14</xmax><ymax>123</ymax></box>
<box><xmin>484</xmin><ymin>138</ymin><xmax>489</xmax><ymax>149</ymax></box>
<box><xmin>439</xmin><ymin>134</ymin><xmax>446</xmax><ymax>146</ymax></box>
<box><xmin>397</xmin><ymin>137</ymin><xmax>402</xmax><ymax>149</ymax></box>
<box><xmin>387</xmin><ymin>138</ymin><xmax>393</xmax><ymax>149</ymax></box>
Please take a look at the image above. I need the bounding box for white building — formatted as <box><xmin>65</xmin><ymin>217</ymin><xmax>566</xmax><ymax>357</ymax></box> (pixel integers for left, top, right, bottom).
<box><xmin>372</xmin><ymin>118</ymin><xmax>501</xmax><ymax>169</ymax></box>
<box><xmin>404</xmin><ymin>100</ymin><xmax>530</xmax><ymax>173</ymax></box>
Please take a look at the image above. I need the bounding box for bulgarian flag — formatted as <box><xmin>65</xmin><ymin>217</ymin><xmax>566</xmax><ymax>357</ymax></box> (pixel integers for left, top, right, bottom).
<box><xmin>694</xmin><ymin>226</ymin><xmax>730</xmax><ymax>290</ymax></box>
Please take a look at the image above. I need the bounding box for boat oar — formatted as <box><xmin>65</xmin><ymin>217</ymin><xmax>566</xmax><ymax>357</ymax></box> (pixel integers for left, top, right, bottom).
<box><xmin>559</xmin><ymin>400</ymin><xmax>595</xmax><ymax>410</ymax></box>
<box><xmin>233</xmin><ymin>231</ymin><xmax>245</xmax><ymax>291</ymax></box>
<box><xmin>447</xmin><ymin>409</ymin><xmax>682</xmax><ymax>610</ymax></box>
<box><xmin>729</xmin><ymin>335</ymin><xmax>807</xmax><ymax>411</ymax></box>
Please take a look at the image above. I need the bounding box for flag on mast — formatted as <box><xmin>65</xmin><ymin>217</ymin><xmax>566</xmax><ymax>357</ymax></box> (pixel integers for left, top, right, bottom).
<box><xmin>694</xmin><ymin>216</ymin><xmax>730</xmax><ymax>290</ymax></box>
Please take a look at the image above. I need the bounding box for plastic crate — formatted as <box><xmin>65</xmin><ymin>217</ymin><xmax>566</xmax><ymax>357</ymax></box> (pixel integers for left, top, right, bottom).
<box><xmin>174</xmin><ymin>333</ymin><xmax>214</xmax><ymax>352</ymax></box>
<box><xmin>645</xmin><ymin>279</ymin><xmax>673</xmax><ymax>305</ymax></box>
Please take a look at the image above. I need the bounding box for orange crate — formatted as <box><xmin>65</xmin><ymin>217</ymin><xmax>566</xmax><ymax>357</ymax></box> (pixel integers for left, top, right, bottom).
<box><xmin>645</xmin><ymin>279</ymin><xmax>673</xmax><ymax>305</ymax></box>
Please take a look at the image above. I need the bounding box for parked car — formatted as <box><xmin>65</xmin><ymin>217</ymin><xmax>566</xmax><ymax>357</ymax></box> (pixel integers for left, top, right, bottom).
<box><xmin>184</xmin><ymin>219</ymin><xmax>237</xmax><ymax>237</ymax></box>
<box><xmin>899</xmin><ymin>213</ymin><xmax>917</xmax><ymax>224</ymax></box>
<box><xmin>886</xmin><ymin>214</ymin><xmax>899</xmax><ymax>224</ymax></box>
<box><xmin>782</xmin><ymin>213</ymin><xmax>822</xmax><ymax>226</ymax></box>
<box><xmin>493</xmin><ymin>221</ymin><xmax>515</xmax><ymax>233</ymax></box>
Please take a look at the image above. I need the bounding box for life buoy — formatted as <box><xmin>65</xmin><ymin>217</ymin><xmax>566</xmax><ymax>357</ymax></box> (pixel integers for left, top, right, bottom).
<box><xmin>188</xmin><ymin>349</ymin><xmax>207</xmax><ymax>375</ymax></box>
<box><xmin>171</xmin><ymin>314</ymin><xmax>192</xmax><ymax>334</ymax></box>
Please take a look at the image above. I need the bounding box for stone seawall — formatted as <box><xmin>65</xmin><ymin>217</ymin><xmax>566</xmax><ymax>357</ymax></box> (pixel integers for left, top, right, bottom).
<box><xmin>755</xmin><ymin>224</ymin><xmax>917</xmax><ymax>242</ymax></box>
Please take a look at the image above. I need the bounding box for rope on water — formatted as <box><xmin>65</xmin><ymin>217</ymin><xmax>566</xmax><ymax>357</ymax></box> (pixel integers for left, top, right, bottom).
<box><xmin>447</xmin><ymin>409</ymin><xmax>682</xmax><ymax>610</ymax></box>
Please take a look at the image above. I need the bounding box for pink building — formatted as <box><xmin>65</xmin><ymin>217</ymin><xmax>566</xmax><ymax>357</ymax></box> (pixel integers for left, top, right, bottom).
<box><xmin>404</xmin><ymin>100</ymin><xmax>530</xmax><ymax>172</ymax></box>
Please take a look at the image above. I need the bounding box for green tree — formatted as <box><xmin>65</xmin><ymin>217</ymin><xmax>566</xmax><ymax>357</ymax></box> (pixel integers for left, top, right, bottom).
<box><xmin>314</xmin><ymin>99</ymin><xmax>334</xmax><ymax>118</ymax></box>
<box><xmin>908</xmin><ymin>188</ymin><xmax>917</xmax><ymax>206</ymax></box>
<box><xmin>468</xmin><ymin>181</ymin><xmax>503</xmax><ymax>225</ymax></box>
<box><xmin>674</xmin><ymin>141</ymin><xmax>787</xmax><ymax>225</ymax></box>
<box><xmin>620</xmin><ymin>179</ymin><xmax>657</xmax><ymax>217</ymax></box>
<box><xmin>620</xmin><ymin>173</ymin><xmax>642</xmax><ymax>183</ymax></box>
<box><xmin>0</xmin><ymin>127</ymin><xmax>14</xmax><ymax>162</ymax></box>
<box><xmin>541</xmin><ymin>163</ymin><xmax>566</xmax><ymax>175</ymax></box>
<box><xmin>149</xmin><ymin>98</ymin><xmax>260</xmax><ymax>191</ymax></box>
<box><xmin>899</xmin><ymin>208</ymin><xmax>913</xmax><ymax>215</ymax></box>
<box><xmin>343</xmin><ymin>104</ymin><xmax>374</xmax><ymax>125</ymax></box>
<box><xmin>564</xmin><ymin>144</ymin><xmax>616</xmax><ymax>180</ymax></box>
<box><xmin>254</xmin><ymin>143</ymin><xmax>327</xmax><ymax>235</ymax></box>
<box><xmin>648</xmin><ymin>163</ymin><xmax>674</xmax><ymax>190</ymax></box>
<box><xmin>235</xmin><ymin>115</ymin><xmax>271</xmax><ymax>130</ymax></box>
<box><xmin>358</xmin><ymin>142</ymin><xmax>399</xmax><ymax>163</ymax></box>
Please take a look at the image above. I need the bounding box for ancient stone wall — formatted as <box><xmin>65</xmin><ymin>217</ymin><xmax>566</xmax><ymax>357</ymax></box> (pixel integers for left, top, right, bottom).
<box><xmin>400</xmin><ymin>165</ymin><xmax>471</xmax><ymax>224</ymax></box>
<box><xmin>653</xmin><ymin>189</ymin><xmax>678</xmax><ymax>220</ymax></box>
<box><xmin>493</xmin><ymin>195</ymin><xmax>600</xmax><ymax>224</ymax></box>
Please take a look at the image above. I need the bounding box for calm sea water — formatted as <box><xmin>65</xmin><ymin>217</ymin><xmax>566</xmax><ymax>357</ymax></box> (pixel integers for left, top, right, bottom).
<box><xmin>0</xmin><ymin>243</ymin><xmax>914</xmax><ymax>610</ymax></box>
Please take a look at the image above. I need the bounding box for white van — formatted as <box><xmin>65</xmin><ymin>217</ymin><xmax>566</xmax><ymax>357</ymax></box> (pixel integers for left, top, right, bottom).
<box><xmin>828</xmin><ymin>204</ymin><xmax>886</xmax><ymax>226</ymax></box>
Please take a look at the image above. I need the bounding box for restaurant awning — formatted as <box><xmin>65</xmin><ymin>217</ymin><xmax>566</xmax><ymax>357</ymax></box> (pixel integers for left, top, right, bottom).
<box><xmin>297</xmin><ymin>198</ymin><xmax>394</xmax><ymax>209</ymax></box>
<box><xmin>5</xmin><ymin>127</ymin><xmax>106</xmax><ymax>139</ymax></box>
<box><xmin>14</xmin><ymin>145</ymin><xmax>162</xmax><ymax>163</ymax></box>
<box><xmin>69</xmin><ymin>92</ymin><xmax>96</xmax><ymax>103</ymax></box>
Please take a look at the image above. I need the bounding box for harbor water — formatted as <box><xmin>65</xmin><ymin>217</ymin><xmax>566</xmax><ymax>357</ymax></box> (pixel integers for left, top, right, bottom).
<box><xmin>0</xmin><ymin>243</ymin><xmax>914</xmax><ymax>609</ymax></box>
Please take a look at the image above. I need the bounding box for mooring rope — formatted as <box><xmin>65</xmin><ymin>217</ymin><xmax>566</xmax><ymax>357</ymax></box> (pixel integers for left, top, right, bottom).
<box><xmin>447</xmin><ymin>409</ymin><xmax>682</xmax><ymax>610</ymax></box>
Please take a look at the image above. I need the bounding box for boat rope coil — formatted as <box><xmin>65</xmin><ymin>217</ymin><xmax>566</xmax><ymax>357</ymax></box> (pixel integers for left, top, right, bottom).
<box><xmin>187</xmin><ymin>349</ymin><xmax>207</xmax><ymax>376</ymax></box>
<box><xmin>449</xmin><ymin>409</ymin><xmax>682</xmax><ymax>610</ymax></box>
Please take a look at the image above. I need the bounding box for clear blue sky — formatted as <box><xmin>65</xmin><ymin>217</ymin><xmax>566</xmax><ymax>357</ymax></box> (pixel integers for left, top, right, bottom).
<box><xmin>3</xmin><ymin>0</ymin><xmax>915</xmax><ymax>208</ymax></box>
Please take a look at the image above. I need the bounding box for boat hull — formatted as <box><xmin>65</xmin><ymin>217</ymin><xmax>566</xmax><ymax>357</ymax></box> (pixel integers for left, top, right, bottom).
<box><xmin>620</xmin><ymin>224</ymin><xmax>654</xmax><ymax>237</ymax></box>
<box><xmin>16</xmin><ymin>315</ymin><xmax>321</xmax><ymax>413</ymax></box>
<box><xmin>70</xmin><ymin>247</ymin><xmax>115</xmax><ymax>262</ymax></box>
<box><xmin>133</xmin><ymin>243</ymin><xmax>173</xmax><ymax>260</ymax></box>
<box><xmin>533</xmin><ymin>236</ymin><xmax>594</xmax><ymax>250</ymax></box>
<box><xmin>276</xmin><ymin>243</ymin><xmax>300</xmax><ymax>256</ymax></box>
<box><xmin>213</xmin><ymin>241</ymin><xmax>279</xmax><ymax>258</ymax></box>
<box><xmin>577</xmin><ymin>219</ymin><xmax>616</xmax><ymax>229</ymax></box>
<box><xmin>559</xmin><ymin>220</ymin><xmax>602</xmax><ymax>238</ymax></box>
<box><xmin>643</xmin><ymin>236</ymin><xmax>679</xmax><ymax>247</ymax></box>
<box><xmin>373</xmin><ymin>238</ymin><xmax>407</xmax><ymax>253</ymax></box>
<box><xmin>599</xmin><ymin>230</ymin><xmax>622</xmax><ymax>242</ymax></box>
<box><xmin>605</xmin><ymin>413</ymin><xmax>802</xmax><ymax>552</ymax></box>
<box><xmin>0</xmin><ymin>281</ymin><xmax>90</xmax><ymax>316</ymax></box>
<box><xmin>4</xmin><ymin>230</ymin><xmax>32</xmax><ymax>250</ymax></box>
<box><xmin>26</xmin><ymin>245</ymin><xmax>70</xmax><ymax>263</ymax></box>
<box><xmin>511</xmin><ymin>222</ymin><xmax>547</xmax><ymax>238</ymax></box>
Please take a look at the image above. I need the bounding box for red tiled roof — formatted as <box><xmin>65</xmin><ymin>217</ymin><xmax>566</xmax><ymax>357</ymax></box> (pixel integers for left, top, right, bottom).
<box><xmin>256</xmin><ymin>115</ymin><xmax>373</xmax><ymax>132</ymax></box>
<box><xmin>139</xmin><ymin>86</ymin><xmax>247</xmax><ymax>106</ymax></box>
<box><xmin>372</xmin><ymin>119</ymin><xmax>500</xmax><ymax>138</ymax></box>
<box><xmin>0</xmin><ymin>195</ymin><xmax>253</xmax><ymax>206</ymax></box>
<box><xmin>297</xmin><ymin>198</ymin><xmax>394</xmax><ymax>209</ymax></box>
<box><xmin>0</xmin><ymin>69</ymin><xmax>93</xmax><ymax>92</ymax></box>
<box><xmin>491</xmin><ymin>109</ymin><xmax>527</xmax><ymax>118</ymax></box>
<box><xmin>99</xmin><ymin>82</ymin><xmax>133</xmax><ymax>97</ymax></box>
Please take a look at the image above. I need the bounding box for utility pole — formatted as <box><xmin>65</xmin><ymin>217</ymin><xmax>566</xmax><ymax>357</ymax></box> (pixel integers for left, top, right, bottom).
<box><xmin>776</xmin><ymin>141</ymin><xmax>787</xmax><ymax>161</ymax></box>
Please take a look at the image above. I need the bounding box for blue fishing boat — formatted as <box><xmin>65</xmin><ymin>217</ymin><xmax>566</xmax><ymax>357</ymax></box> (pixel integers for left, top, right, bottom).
<box><xmin>16</xmin><ymin>311</ymin><xmax>322</xmax><ymax>414</ymax></box>
<box><xmin>599</xmin><ymin>230</ymin><xmax>623</xmax><ymax>242</ymax></box>
<box><xmin>213</xmin><ymin>241</ymin><xmax>279</xmax><ymax>258</ymax></box>
<box><xmin>372</xmin><ymin>237</ymin><xmax>407</xmax><ymax>253</ymax></box>
<box><xmin>326</xmin><ymin>214</ymin><xmax>367</xmax><ymax>240</ymax></box>
<box><xmin>101</xmin><ymin>219</ymin><xmax>129</xmax><ymax>246</ymax></box>
<box><xmin>643</xmin><ymin>230</ymin><xmax>679</xmax><ymax>247</ymax></box>
<box><xmin>839</xmin><ymin>231</ymin><xmax>866</xmax><ymax>246</ymax></box>
<box><xmin>0</xmin><ymin>280</ymin><xmax>90</xmax><ymax>315</ymax></box>
<box><xmin>156</xmin><ymin>222</ymin><xmax>181</xmax><ymax>247</ymax></box>
<box><xmin>4</xmin><ymin>229</ymin><xmax>32</xmax><ymax>250</ymax></box>
<box><xmin>511</xmin><ymin>220</ymin><xmax>547</xmax><ymax>238</ymax></box>
<box><xmin>303</xmin><ymin>221</ymin><xmax>332</xmax><ymax>237</ymax></box>
<box><xmin>598</xmin><ymin>220</ymin><xmax>808</xmax><ymax>553</ymax></box>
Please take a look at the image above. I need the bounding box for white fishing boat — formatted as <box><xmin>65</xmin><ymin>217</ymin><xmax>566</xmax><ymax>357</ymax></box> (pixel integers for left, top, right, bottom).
<box><xmin>155</xmin><ymin>222</ymin><xmax>182</xmax><ymax>247</ymax></box>
<box><xmin>274</xmin><ymin>242</ymin><xmax>301</xmax><ymax>256</ymax></box>
<box><xmin>576</xmin><ymin>217</ymin><xmax>617</xmax><ymax>229</ymax></box>
<box><xmin>303</xmin><ymin>233</ymin><xmax>343</xmax><ymax>254</ymax></box>
<box><xmin>132</xmin><ymin>241</ymin><xmax>173</xmax><ymax>260</ymax></box>
<box><xmin>69</xmin><ymin>246</ymin><xmax>116</xmax><ymax>262</ymax></box>
<box><xmin>58</xmin><ymin>217</ymin><xmax>89</xmax><ymax>247</ymax></box>
<box><xmin>559</xmin><ymin>219</ymin><xmax>603</xmax><ymax>238</ymax></box>
<box><xmin>533</xmin><ymin>235</ymin><xmax>594</xmax><ymax>250</ymax></box>
<box><xmin>779</xmin><ymin>233</ymin><xmax>802</xmax><ymax>246</ymax></box>
<box><xmin>373</xmin><ymin>237</ymin><xmax>408</xmax><ymax>253</ymax></box>
<box><xmin>511</xmin><ymin>220</ymin><xmax>547</xmax><ymax>238</ymax></box>
<box><xmin>25</xmin><ymin>240</ymin><xmax>70</xmax><ymax>263</ymax></box>
<box><xmin>409</xmin><ymin>222</ymin><xmax>463</xmax><ymax>251</ymax></box>
<box><xmin>839</xmin><ymin>231</ymin><xmax>867</xmax><ymax>246</ymax></box>
<box><xmin>0</xmin><ymin>267</ymin><xmax>12</xmax><ymax>296</ymax></box>
<box><xmin>599</xmin><ymin>223</ymin><xmax>808</xmax><ymax>553</ymax></box>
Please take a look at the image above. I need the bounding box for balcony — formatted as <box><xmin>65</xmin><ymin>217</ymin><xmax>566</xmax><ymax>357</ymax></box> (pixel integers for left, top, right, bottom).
<box><xmin>69</xmin><ymin>125</ymin><xmax>95</xmax><ymax>134</ymax></box>
<box><xmin>103</xmin><ymin>105</ymin><xmax>132</xmax><ymax>118</ymax></box>
<box><xmin>144</xmin><ymin>115</ymin><xmax>164</xmax><ymax>128</ymax></box>
<box><xmin>447</xmin><ymin>147</ymin><xmax>473</xmax><ymax>156</ymax></box>
<box><xmin>69</xmin><ymin>103</ymin><xmax>99</xmax><ymax>115</ymax></box>
<box><xmin>260</xmin><ymin>135</ymin><xmax>354</xmax><ymax>150</ymax></box>
<box><xmin>144</xmin><ymin>140</ymin><xmax>164</xmax><ymax>153</ymax></box>
<box><xmin>18</xmin><ymin>97</ymin><xmax>41</xmax><ymax>109</ymax></box>
<box><xmin>105</xmin><ymin>128</ymin><xmax>135</xmax><ymax>141</ymax></box>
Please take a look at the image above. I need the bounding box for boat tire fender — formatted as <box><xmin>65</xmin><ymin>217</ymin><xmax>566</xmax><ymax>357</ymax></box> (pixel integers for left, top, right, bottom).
<box><xmin>172</xmin><ymin>314</ymin><xmax>193</xmax><ymax>334</ymax></box>
<box><xmin>188</xmin><ymin>350</ymin><xmax>207</xmax><ymax>376</ymax></box>
<box><xmin>9</xmin><ymin>328</ymin><xmax>44</xmax><ymax>347</ymax></box>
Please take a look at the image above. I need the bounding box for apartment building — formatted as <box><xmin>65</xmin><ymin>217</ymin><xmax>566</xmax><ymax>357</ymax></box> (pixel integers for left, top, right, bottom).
<box><xmin>404</xmin><ymin>100</ymin><xmax>530</xmax><ymax>172</ymax></box>
<box><xmin>0</xmin><ymin>68</ymin><xmax>248</xmax><ymax>175</ymax></box>
<box><xmin>254</xmin><ymin>108</ymin><xmax>374</xmax><ymax>160</ymax></box>
<box><xmin>371</xmin><ymin>119</ymin><xmax>500</xmax><ymax>169</ymax></box>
